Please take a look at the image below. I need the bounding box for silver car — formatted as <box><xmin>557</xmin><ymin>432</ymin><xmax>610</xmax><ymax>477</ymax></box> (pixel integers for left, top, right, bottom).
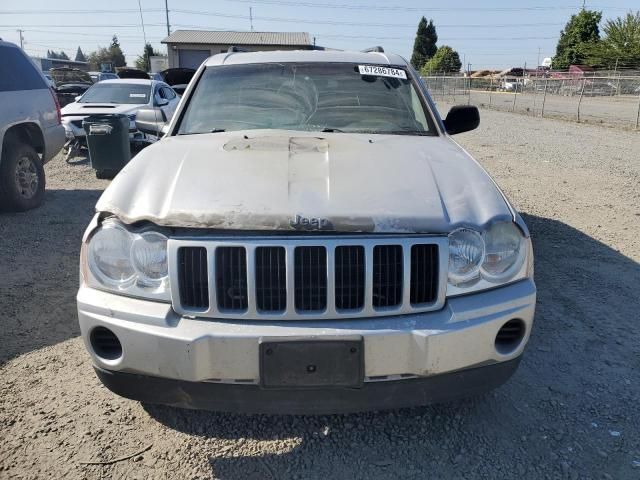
<box><xmin>0</xmin><ymin>41</ymin><xmax>65</xmax><ymax>211</ymax></box>
<box><xmin>77</xmin><ymin>49</ymin><xmax>536</xmax><ymax>414</ymax></box>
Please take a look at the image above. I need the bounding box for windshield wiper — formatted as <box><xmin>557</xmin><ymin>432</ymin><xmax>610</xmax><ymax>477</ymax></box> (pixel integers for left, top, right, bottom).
<box><xmin>210</xmin><ymin>128</ymin><xmax>226</xmax><ymax>133</ymax></box>
<box><xmin>320</xmin><ymin>127</ymin><xmax>344</xmax><ymax>132</ymax></box>
<box><xmin>386</xmin><ymin>130</ymin><xmax>432</xmax><ymax>136</ymax></box>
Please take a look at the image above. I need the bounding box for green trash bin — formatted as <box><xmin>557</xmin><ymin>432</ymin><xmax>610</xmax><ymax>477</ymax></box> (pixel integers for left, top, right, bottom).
<box><xmin>83</xmin><ymin>114</ymin><xmax>131</xmax><ymax>179</ymax></box>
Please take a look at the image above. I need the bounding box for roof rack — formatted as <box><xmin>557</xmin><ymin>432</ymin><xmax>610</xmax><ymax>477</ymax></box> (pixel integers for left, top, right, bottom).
<box><xmin>361</xmin><ymin>46</ymin><xmax>384</xmax><ymax>53</ymax></box>
<box><xmin>227</xmin><ymin>46</ymin><xmax>250</xmax><ymax>53</ymax></box>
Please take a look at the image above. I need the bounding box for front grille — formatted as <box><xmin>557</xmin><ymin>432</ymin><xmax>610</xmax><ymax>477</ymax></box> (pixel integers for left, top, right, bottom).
<box><xmin>216</xmin><ymin>247</ymin><xmax>248</xmax><ymax>310</ymax></box>
<box><xmin>178</xmin><ymin>247</ymin><xmax>209</xmax><ymax>309</ymax></box>
<box><xmin>294</xmin><ymin>246</ymin><xmax>327</xmax><ymax>311</ymax></box>
<box><xmin>410</xmin><ymin>244</ymin><xmax>439</xmax><ymax>304</ymax></box>
<box><xmin>372</xmin><ymin>245</ymin><xmax>403</xmax><ymax>308</ymax></box>
<box><xmin>172</xmin><ymin>237</ymin><xmax>443</xmax><ymax>320</ymax></box>
<box><xmin>255</xmin><ymin>247</ymin><xmax>286</xmax><ymax>312</ymax></box>
<box><xmin>335</xmin><ymin>246</ymin><xmax>365</xmax><ymax>310</ymax></box>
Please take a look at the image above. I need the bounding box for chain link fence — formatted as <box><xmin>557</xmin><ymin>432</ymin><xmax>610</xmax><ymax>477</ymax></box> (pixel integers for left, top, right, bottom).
<box><xmin>422</xmin><ymin>73</ymin><xmax>640</xmax><ymax>129</ymax></box>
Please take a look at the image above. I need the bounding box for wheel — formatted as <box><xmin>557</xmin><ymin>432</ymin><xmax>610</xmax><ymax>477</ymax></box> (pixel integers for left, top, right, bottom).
<box><xmin>0</xmin><ymin>142</ymin><xmax>45</xmax><ymax>212</ymax></box>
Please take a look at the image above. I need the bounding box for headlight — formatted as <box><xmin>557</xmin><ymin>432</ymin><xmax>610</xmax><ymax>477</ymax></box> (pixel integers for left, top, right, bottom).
<box><xmin>481</xmin><ymin>222</ymin><xmax>526</xmax><ymax>282</ymax></box>
<box><xmin>447</xmin><ymin>222</ymin><xmax>531</xmax><ymax>296</ymax></box>
<box><xmin>85</xmin><ymin>220</ymin><xmax>170</xmax><ymax>301</ymax></box>
<box><xmin>448</xmin><ymin>228</ymin><xmax>484</xmax><ymax>285</ymax></box>
<box><xmin>131</xmin><ymin>231</ymin><xmax>169</xmax><ymax>289</ymax></box>
<box><xmin>88</xmin><ymin>222</ymin><xmax>135</xmax><ymax>287</ymax></box>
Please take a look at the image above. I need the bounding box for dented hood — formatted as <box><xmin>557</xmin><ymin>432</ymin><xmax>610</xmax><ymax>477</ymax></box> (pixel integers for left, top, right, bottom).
<box><xmin>96</xmin><ymin>130</ymin><xmax>514</xmax><ymax>233</ymax></box>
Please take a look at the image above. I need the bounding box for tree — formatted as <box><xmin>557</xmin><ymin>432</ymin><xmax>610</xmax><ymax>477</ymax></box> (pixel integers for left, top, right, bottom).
<box><xmin>75</xmin><ymin>46</ymin><xmax>87</xmax><ymax>63</ymax></box>
<box><xmin>87</xmin><ymin>35</ymin><xmax>126</xmax><ymax>71</ymax></box>
<box><xmin>582</xmin><ymin>10</ymin><xmax>640</xmax><ymax>69</ymax></box>
<box><xmin>47</xmin><ymin>50</ymin><xmax>69</xmax><ymax>60</ymax></box>
<box><xmin>553</xmin><ymin>9</ymin><xmax>602</xmax><ymax>70</ymax></box>
<box><xmin>135</xmin><ymin>43</ymin><xmax>161</xmax><ymax>71</ymax></box>
<box><xmin>420</xmin><ymin>46</ymin><xmax>462</xmax><ymax>74</ymax></box>
<box><xmin>109</xmin><ymin>35</ymin><xmax>126</xmax><ymax>68</ymax></box>
<box><xmin>411</xmin><ymin>17</ymin><xmax>438</xmax><ymax>70</ymax></box>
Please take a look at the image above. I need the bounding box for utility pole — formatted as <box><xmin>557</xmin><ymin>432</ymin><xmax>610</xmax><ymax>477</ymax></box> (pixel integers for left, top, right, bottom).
<box><xmin>537</xmin><ymin>47</ymin><xmax>541</xmax><ymax>70</ymax></box>
<box><xmin>16</xmin><ymin>29</ymin><xmax>24</xmax><ymax>49</ymax></box>
<box><xmin>250</xmin><ymin>7</ymin><xmax>254</xmax><ymax>31</ymax></box>
<box><xmin>138</xmin><ymin>0</ymin><xmax>148</xmax><ymax>69</ymax></box>
<box><xmin>164</xmin><ymin>0</ymin><xmax>170</xmax><ymax>36</ymax></box>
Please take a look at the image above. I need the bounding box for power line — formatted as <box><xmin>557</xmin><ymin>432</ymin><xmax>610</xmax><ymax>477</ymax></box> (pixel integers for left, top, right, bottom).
<box><xmin>0</xmin><ymin>24</ymin><xmax>168</xmax><ymax>28</ymax></box>
<box><xmin>170</xmin><ymin>9</ymin><xmax>569</xmax><ymax>28</ymax></box>
<box><xmin>217</xmin><ymin>0</ymin><xmax>633</xmax><ymax>12</ymax></box>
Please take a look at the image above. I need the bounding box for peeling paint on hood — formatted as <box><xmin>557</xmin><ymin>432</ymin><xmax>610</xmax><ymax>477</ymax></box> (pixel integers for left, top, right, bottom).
<box><xmin>96</xmin><ymin>129</ymin><xmax>514</xmax><ymax>233</ymax></box>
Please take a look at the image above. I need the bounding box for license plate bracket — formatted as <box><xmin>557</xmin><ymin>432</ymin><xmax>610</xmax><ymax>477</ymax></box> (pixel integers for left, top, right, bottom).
<box><xmin>259</xmin><ymin>338</ymin><xmax>364</xmax><ymax>389</ymax></box>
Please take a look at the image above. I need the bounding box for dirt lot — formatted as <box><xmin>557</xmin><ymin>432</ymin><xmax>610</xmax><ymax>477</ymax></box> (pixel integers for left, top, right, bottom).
<box><xmin>1</xmin><ymin>108</ymin><xmax>639</xmax><ymax>479</ymax></box>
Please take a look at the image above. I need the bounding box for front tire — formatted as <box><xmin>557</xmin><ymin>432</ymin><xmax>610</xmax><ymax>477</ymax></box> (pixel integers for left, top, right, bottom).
<box><xmin>0</xmin><ymin>142</ymin><xmax>45</xmax><ymax>212</ymax></box>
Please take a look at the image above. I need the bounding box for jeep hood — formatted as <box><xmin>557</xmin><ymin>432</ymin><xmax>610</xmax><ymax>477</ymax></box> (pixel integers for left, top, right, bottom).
<box><xmin>96</xmin><ymin>130</ymin><xmax>514</xmax><ymax>233</ymax></box>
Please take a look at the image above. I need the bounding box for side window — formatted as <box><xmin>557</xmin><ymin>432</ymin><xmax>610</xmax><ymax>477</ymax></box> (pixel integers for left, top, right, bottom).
<box><xmin>0</xmin><ymin>46</ymin><xmax>47</xmax><ymax>92</ymax></box>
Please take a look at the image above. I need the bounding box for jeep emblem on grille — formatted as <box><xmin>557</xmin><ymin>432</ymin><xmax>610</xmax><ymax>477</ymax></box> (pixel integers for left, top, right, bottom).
<box><xmin>290</xmin><ymin>214</ymin><xmax>333</xmax><ymax>230</ymax></box>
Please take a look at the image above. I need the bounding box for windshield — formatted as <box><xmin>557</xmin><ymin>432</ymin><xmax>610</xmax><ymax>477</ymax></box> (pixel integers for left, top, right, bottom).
<box><xmin>177</xmin><ymin>63</ymin><xmax>436</xmax><ymax>135</ymax></box>
<box><xmin>79</xmin><ymin>83</ymin><xmax>151</xmax><ymax>104</ymax></box>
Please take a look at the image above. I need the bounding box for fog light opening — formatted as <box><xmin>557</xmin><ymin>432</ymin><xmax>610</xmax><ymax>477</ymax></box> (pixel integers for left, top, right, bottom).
<box><xmin>90</xmin><ymin>327</ymin><xmax>123</xmax><ymax>360</ymax></box>
<box><xmin>495</xmin><ymin>319</ymin><xmax>526</xmax><ymax>355</ymax></box>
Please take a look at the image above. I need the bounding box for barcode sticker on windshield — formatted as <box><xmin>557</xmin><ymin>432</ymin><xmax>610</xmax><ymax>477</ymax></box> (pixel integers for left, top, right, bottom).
<box><xmin>130</xmin><ymin>93</ymin><xmax>146</xmax><ymax>98</ymax></box>
<box><xmin>358</xmin><ymin>65</ymin><xmax>407</xmax><ymax>79</ymax></box>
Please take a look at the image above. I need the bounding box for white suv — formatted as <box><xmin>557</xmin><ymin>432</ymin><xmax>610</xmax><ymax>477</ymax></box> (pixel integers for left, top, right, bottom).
<box><xmin>77</xmin><ymin>48</ymin><xmax>536</xmax><ymax>414</ymax></box>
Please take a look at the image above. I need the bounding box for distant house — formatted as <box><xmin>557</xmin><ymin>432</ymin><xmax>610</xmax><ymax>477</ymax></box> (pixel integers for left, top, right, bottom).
<box><xmin>161</xmin><ymin>30</ymin><xmax>315</xmax><ymax>69</ymax></box>
<box><xmin>568</xmin><ymin>65</ymin><xmax>594</xmax><ymax>77</ymax></box>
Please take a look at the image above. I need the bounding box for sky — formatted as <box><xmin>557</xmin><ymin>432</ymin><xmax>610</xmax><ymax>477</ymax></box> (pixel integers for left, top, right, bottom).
<box><xmin>0</xmin><ymin>0</ymin><xmax>638</xmax><ymax>69</ymax></box>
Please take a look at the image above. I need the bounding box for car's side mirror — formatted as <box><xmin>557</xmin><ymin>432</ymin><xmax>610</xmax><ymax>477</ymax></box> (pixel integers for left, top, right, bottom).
<box><xmin>134</xmin><ymin>107</ymin><xmax>168</xmax><ymax>137</ymax></box>
<box><xmin>443</xmin><ymin>105</ymin><xmax>480</xmax><ymax>135</ymax></box>
<box><xmin>156</xmin><ymin>98</ymin><xmax>169</xmax><ymax>107</ymax></box>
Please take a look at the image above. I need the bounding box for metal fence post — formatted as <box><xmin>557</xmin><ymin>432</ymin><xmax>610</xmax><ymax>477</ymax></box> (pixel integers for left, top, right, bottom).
<box><xmin>441</xmin><ymin>72</ymin><xmax>446</xmax><ymax>101</ymax></box>
<box><xmin>541</xmin><ymin>77</ymin><xmax>548</xmax><ymax>118</ymax></box>
<box><xmin>577</xmin><ymin>78</ymin><xmax>586</xmax><ymax>122</ymax></box>
<box><xmin>468</xmin><ymin>76</ymin><xmax>471</xmax><ymax>105</ymax></box>
<box><xmin>511</xmin><ymin>82</ymin><xmax>518</xmax><ymax>112</ymax></box>
<box><xmin>489</xmin><ymin>76</ymin><xmax>493</xmax><ymax>106</ymax></box>
<box><xmin>635</xmin><ymin>91</ymin><xmax>640</xmax><ymax>129</ymax></box>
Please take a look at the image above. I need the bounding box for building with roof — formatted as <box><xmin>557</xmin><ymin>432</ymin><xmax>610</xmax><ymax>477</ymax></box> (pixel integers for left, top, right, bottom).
<box><xmin>161</xmin><ymin>30</ymin><xmax>314</xmax><ymax>69</ymax></box>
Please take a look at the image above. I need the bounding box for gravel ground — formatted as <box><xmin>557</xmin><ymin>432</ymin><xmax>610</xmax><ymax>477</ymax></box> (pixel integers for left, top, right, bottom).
<box><xmin>1</xmin><ymin>109</ymin><xmax>639</xmax><ymax>479</ymax></box>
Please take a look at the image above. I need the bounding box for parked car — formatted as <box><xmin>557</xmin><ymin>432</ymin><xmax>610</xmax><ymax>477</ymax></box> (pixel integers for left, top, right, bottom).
<box><xmin>60</xmin><ymin>79</ymin><xmax>179</xmax><ymax>156</ymax></box>
<box><xmin>116</xmin><ymin>68</ymin><xmax>150</xmax><ymax>80</ymax></box>
<box><xmin>50</xmin><ymin>67</ymin><xmax>93</xmax><ymax>107</ymax></box>
<box><xmin>0</xmin><ymin>41</ymin><xmax>65</xmax><ymax>211</ymax></box>
<box><xmin>156</xmin><ymin>67</ymin><xmax>195</xmax><ymax>95</ymax></box>
<box><xmin>88</xmin><ymin>71</ymin><xmax>119</xmax><ymax>83</ymax></box>
<box><xmin>77</xmin><ymin>49</ymin><xmax>536</xmax><ymax>414</ymax></box>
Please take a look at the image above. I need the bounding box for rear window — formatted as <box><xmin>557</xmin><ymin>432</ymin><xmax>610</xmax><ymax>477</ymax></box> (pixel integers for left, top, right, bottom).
<box><xmin>0</xmin><ymin>45</ymin><xmax>47</xmax><ymax>92</ymax></box>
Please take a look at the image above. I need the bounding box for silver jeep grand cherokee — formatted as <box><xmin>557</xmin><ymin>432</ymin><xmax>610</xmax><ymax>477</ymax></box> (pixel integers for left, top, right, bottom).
<box><xmin>77</xmin><ymin>48</ymin><xmax>535</xmax><ymax>414</ymax></box>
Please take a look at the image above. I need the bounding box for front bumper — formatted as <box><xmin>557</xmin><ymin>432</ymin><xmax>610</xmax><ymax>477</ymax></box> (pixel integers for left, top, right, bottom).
<box><xmin>77</xmin><ymin>279</ymin><xmax>535</xmax><ymax>412</ymax></box>
<box><xmin>95</xmin><ymin>358</ymin><xmax>521</xmax><ymax>414</ymax></box>
<box><xmin>62</xmin><ymin>118</ymin><xmax>137</xmax><ymax>139</ymax></box>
